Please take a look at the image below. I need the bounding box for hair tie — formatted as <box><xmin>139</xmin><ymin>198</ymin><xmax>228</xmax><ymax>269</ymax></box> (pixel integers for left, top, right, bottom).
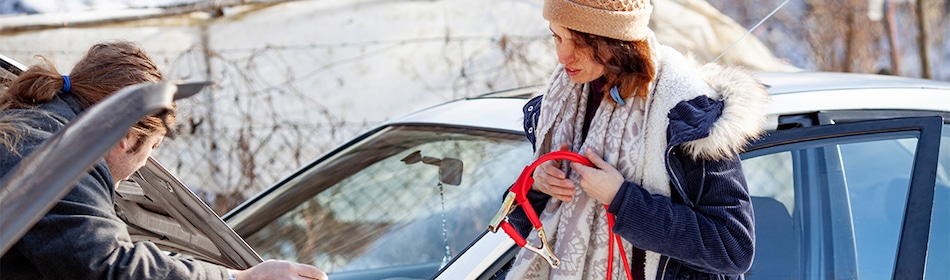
<box><xmin>61</xmin><ymin>75</ymin><xmax>71</xmax><ymax>93</ymax></box>
<box><xmin>609</xmin><ymin>86</ymin><xmax>625</xmax><ymax>106</ymax></box>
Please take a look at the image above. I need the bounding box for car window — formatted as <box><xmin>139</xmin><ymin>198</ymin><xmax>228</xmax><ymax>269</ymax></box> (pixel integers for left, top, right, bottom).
<box><xmin>741</xmin><ymin>151</ymin><xmax>800</xmax><ymax>279</ymax></box>
<box><xmin>841</xmin><ymin>136</ymin><xmax>915</xmax><ymax>278</ymax></box>
<box><xmin>239</xmin><ymin>125</ymin><xmax>533</xmax><ymax>278</ymax></box>
<box><xmin>926</xmin><ymin>124</ymin><xmax>949</xmax><ymax>279</ymax></box>
<box><xmin>741</xmin><ymin>118</ymin><xmax>945</xmax><ymax>279</ymax></box>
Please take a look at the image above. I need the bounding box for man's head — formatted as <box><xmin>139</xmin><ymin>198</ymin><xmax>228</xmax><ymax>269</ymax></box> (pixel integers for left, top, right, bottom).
<box><xmin>105</xmin><ymin>109</ymin><xmax>175</xmax><ymax>184</ymax></box>
<box><xmin>0</xmin><ymin>40</ymin><xmax>174</xmax><ymax>183</ymax></box>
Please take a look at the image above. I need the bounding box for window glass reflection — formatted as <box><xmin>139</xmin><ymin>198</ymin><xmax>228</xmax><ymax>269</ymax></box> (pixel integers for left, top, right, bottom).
<box><xmin>244</xmin><ymin>126</ymin><xmax>533</xmax><ymax>275</ymax></box>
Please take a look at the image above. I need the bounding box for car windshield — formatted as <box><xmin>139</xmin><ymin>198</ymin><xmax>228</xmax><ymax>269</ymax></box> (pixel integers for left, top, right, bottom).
<box><xmin>236</xmin><ymin>125</ymin><xmax>533</xmax><ymax>276</ymax></box>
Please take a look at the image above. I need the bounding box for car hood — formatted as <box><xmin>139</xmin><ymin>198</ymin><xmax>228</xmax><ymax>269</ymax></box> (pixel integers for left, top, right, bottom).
<box><xmin>118</xmin><ymin>158</ymin><xmax>262</xmax><ymax>269</ymax></box>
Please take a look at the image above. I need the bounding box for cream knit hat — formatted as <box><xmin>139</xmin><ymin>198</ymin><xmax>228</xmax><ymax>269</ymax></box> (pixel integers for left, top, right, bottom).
<box><xmin>543</xmin><ymin>0</ymin><xmax>653</xmax><ymax>41</ymax></box>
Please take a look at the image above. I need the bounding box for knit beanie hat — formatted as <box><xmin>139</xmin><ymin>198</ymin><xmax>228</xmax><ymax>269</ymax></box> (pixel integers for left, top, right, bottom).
<box><xmin>543</xmin><ymin>0</ymin><xmax>653</xmax><ymax>41</ymax></box>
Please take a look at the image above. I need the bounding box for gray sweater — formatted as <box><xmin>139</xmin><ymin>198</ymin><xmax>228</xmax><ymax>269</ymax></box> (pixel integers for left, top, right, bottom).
<box><xmin>0</xmin><ymin>93</ymin><xmax>229</xmax><ymax>279</ymax></box>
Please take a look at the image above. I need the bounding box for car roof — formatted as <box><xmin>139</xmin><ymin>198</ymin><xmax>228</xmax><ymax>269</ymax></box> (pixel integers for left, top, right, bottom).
<box><xmin>757</xmin><ymin>71</ymin><xmax>950</xmax><ymax>95</ymax></box>
<box><xmin>387</xmin><ymin>71</ymin><xmax>950</xmax><ymax>134</ymax></box>
<box><xmin>759</xmin><ymin>72</ymin><xmax>950</xmax><ymax>121</ymax></box>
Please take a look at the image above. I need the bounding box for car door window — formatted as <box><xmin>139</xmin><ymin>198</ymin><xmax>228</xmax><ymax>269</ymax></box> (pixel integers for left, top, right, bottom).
<box><xmin>741</xmin><ymin>117</ymin><xmax>943</xmax><ymax>280</ymax></box>
<box><xmin>841</xmin><ymin>137</ymin><xmax>914</xmax><ymax>278</ymax></box>
<box><xmin>238</xmin><ymin>126</ymin><xmax>533</xmax><ymax>279</ymax></box>
<box><xmin>926</xmin><ymin>124</ymin><xmax>950</xmax><ymax>279</ymax></box>
<box><xmin>741</xmin><ymin>152</ymin><xmax>800</xmax><ymax>279</ymax></box>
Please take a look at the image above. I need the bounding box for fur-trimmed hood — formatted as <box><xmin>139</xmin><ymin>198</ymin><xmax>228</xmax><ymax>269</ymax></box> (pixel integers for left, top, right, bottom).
<box><xmin>648</xmin><ymin>45</ymin><xmax>770</xmax><ymax>161</ymax></box>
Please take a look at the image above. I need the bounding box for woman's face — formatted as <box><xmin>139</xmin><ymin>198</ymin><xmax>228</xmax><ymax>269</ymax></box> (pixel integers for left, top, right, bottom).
<box><xmin>105</xmin><ymin>132</ymin><xmax>164</xmax><ymax>185</ymax></box>
<box><xmin>550</xmin><ymin>23</ymin><xmax>605</xmax><ymax>84</ymax></box>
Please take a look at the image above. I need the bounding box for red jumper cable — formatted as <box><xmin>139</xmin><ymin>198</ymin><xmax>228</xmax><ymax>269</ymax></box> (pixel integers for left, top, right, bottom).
<box><xmin>487</xmin><ymin>150</ymin><xmax>633</xmax><ymax>279</ymax></box>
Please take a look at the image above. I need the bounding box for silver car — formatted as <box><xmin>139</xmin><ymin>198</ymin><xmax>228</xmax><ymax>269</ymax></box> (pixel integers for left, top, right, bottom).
<box><xmin>222</xmin><ymin>72</ymin><xmax>950</xmax><ymax>279</ymax></box>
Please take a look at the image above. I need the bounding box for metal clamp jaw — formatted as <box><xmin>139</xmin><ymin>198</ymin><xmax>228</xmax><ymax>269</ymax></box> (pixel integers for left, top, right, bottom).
<box><xmin>487</xmin><ymin>151</ymin><xmax>593</xmax><ymax>268</ymax></box>
<box><xmin>488</xmin><ymin>192</ymin><xmax>560</xmax><ymax>267</ymax></box>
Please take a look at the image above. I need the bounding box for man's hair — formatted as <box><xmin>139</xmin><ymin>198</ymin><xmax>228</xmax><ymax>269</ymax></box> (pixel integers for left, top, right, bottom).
<box><xmin>128</xmin><ymin>107</ymin><xmax>176</xmax><ymax>153</ymax></box>
<box><xmin>0</xmin><ymin>40</ymin><xmax>174</xmax><ymax>152</ymax></box>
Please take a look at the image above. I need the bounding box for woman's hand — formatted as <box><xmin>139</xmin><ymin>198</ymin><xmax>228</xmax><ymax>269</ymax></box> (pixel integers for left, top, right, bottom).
<box><xmin>532</xmin><ymin>144</ymin><xmax>577</xmax><ymax>201</ymax></box>
<box><xmin>571</xmin><ymin>148</ymin><xmax>624</xmax><ymax>205</ymax></box>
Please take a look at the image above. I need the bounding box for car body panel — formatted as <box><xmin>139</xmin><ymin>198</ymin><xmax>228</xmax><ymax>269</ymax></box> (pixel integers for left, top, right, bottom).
<box><xmin>756</xmin><ymin>71</ymin><xmax>950</xmax><ymax>95</ymax></box>
<box><xmin>384</xmin><ymin>97</ymin><xmax>529</xmax><ymax>134</ymax></box>
<box><xmin>766</xmin><ymin>88</ymin><xmax>950</xmax><ymax>117</ymax></box>
<box><xmin>435</xmin><ymin>231</ymin><xmax>516</xmax><ymax>280</ymax></box>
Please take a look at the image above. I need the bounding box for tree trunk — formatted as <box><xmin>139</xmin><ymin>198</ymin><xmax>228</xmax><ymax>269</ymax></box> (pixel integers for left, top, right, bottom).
<box><xmin>916</xmin><ymin>0</ymin><xmax>932</xmax><ymax>79</ymax></box>
<box><xmin>884</xmin><ymin>0</ymin><xmax>902</xmax><ymax>75</ymax></box>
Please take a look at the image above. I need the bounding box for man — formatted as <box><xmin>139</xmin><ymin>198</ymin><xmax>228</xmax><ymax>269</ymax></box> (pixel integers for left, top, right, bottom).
<box><xmin>0</xmin><ymin>41</ymin><xmax>328</xmax><ymax>280</ymax></box>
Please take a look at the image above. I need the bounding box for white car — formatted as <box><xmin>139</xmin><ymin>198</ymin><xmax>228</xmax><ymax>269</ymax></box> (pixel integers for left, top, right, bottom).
<box><xmin>5</xmin><ymin>52</ymin><xmax>947</xmax><ymax>279</ymax></box>
<box><xmin>222</xmin><ymin>71</ymin><xmax>950</xmax><ymax>279</ymax></box>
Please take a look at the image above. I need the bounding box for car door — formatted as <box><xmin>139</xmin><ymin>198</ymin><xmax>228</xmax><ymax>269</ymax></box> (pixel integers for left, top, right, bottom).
<box><xmin>440</xmin><ymin>114</ymin><xmax>948</xmax><ymax>280</ymax></box>
<box><xmin>741</xmin><ymin>114</ymin><xmax>947</xmax><ymax>280</ymax></box>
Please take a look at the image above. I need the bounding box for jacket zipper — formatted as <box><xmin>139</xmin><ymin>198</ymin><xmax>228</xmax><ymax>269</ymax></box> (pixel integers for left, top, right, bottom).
<box><xmin>659</xmin><ymin>256</ymin><xmax>672</xmax><ymax>280</ymax></box>
<box><xmin>665</xmin><ymin>146</ymin><xmax>693</xmax><ymax>208</ymax></box>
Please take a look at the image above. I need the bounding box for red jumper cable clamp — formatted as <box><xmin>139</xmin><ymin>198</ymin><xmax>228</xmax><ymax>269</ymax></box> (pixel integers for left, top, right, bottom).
<box><xmin>486</xmin><ymin>150</ymin><xmax>633</xmax><ymax>279</ymax></box>
<box><xmin>486</xmin><ymin>150</ymin><xmax>592</xmax><ymax>268</ymax></box>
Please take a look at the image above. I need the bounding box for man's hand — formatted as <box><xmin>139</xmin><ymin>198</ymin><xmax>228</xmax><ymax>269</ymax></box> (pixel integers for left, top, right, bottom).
<box><xmin>230</xmin><ymin>260</ymin><xmax>328</xmax><ymax>280</ymax></box>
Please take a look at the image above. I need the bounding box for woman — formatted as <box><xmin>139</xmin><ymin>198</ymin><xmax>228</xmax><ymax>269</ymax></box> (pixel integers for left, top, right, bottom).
<box><xmin>504</xmin><ymin>0</ymin><xmax>768</xmax><ymax>279</ymax></box>
<box><xmin>0</xmin><ymin>41</ymin><xmax>326</xmax><ymax>280</ymax></box>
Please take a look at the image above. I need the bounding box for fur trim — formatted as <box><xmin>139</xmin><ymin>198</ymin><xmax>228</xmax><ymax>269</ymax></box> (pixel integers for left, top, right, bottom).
<box><xmin>681</xmin><ymin>63</ymin><xmax>770</xmax><ymax>160</ymax></box>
